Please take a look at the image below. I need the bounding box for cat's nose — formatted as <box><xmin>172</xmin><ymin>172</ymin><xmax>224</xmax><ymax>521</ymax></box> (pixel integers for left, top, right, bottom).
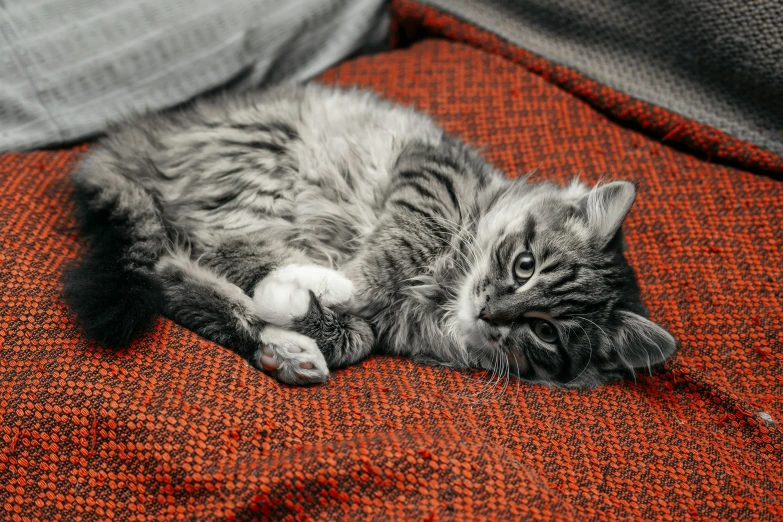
<box><xmin>478</xmin><ymin>307</ymin><xmax>499</xmax><ymax>325</ymax></box>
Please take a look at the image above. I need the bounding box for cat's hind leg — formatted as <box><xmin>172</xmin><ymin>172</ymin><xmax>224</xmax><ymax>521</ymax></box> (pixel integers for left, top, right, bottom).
<box><xmin>155</xmin><ymin>253</ymin><xmax>329</xmax><ymax>384</ymax></box>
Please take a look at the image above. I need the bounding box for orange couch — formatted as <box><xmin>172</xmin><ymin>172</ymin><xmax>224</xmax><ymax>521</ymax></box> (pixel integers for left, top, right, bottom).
<box><xmin>1</xmin><ymin>2</ymin><xmax>780</xmax><ymax>520</ymax></box>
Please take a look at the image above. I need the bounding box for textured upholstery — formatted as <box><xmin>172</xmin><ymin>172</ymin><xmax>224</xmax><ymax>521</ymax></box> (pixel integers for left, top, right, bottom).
<box><xmin>0</xmin><ymin>2</ymin><xmax>781</xmax><ymax>520</ymax></box>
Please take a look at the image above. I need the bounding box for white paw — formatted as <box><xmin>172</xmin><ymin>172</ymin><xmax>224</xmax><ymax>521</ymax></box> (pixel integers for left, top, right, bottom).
<box><xmin>267</xmin><ymin>264</ymin><xmax>354</xmax><ymax>307</ymax></box>
<box><xmin>253</xmin><ymin>279</ymin><xmax>311</xmax><ymax>327</ymax></box>
<box><xmin>257</xmin><ymin>327</ymin><xmax>328</xmax><ymax>385</ymax></box>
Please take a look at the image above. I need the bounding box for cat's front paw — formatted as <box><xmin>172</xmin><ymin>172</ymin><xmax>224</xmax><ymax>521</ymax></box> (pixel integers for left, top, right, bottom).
<box><xmin>253</xmin><ymin>279</ymin><xmax>311</xmax><ymax>326</ymax></box>
<box><xmin>257</xmin><ymin>327</ymin><xmax>328</xmax><ymax>385</ymax></box>
<box><xmin>252</xmin><ymin>264</ymin><xmax>353</xmax><ymax>326</ymax></box>
<box><xmin>266</xmin><ymin>264</ymin><xmax>354</xmax><ymax>306</ymax></box>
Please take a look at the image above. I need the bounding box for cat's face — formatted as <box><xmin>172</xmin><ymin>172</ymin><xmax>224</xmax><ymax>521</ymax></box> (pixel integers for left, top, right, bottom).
<box><xmin>457</xmin><ymin>180</ymin><xmax>676</xmax><ymax>388</ymax></box>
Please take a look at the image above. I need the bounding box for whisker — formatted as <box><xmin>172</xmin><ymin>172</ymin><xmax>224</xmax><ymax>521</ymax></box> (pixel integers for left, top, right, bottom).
<box><xmin>566</xmin><ymin>320</ymin><xmax>593</xmax><ymax>385</ymax></box>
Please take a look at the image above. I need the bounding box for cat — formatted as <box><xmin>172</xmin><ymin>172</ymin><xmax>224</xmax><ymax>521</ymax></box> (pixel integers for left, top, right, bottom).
<box><xmin>63</xmin><ymin>83</ymin><xmax>677</xmax><ymax>387</ymax></box>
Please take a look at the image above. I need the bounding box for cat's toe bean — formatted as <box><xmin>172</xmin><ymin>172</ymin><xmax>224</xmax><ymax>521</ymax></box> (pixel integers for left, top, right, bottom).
<box><xmin>260</xmin><ymin>346</ymin><xmax>279</xmax><ymax>371</ymax></box>
<box><xmin>260</xmin><ymin>344</ymin><xmax>313</xmax><ymax>371</ymax></box>
<box><xmin>258</xmin><ymin>327</ymin><xmax>328</xmax><ymax>385</ymax></box>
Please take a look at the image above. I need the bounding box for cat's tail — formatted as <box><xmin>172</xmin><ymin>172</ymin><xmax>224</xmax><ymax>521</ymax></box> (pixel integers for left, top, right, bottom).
<box><xmin>62</xmin><ymin>150</ymin><xmax>169</xmax><ymax>348</ymax></box>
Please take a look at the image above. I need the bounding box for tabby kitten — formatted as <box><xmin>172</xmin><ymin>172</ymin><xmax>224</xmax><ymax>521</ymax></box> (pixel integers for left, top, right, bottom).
<box><xmin>63</xmin><ymin>84</ymin><xmax>676</xmax><ymax>387</ymax></box>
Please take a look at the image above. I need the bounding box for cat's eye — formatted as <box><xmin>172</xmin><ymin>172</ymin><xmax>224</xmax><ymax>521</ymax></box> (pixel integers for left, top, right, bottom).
<box><xmin>532</xmin><ymin>319</ymin><xmax>558</xmax><ymax>344</ymax></box>
<box><xmin>513</xmin><ymin>253</ymin><xmax>535</xmax><ymax>281</ymax></box>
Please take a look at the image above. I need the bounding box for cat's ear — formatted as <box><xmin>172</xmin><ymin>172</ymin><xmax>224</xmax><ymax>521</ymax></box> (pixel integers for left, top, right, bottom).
<box><xmin>577</xmin><ymin>181</ymin><xmax>636</xmax><ymax>244</ymax></box>
<box><xmin>611</xmin><ymin>311</ymin><xmax>677</xmax><ymax>372</ymax></box>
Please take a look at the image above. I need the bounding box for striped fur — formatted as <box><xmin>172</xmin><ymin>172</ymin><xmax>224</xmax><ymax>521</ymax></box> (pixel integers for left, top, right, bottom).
<box><xmin>63</xmin><ymin>84</ymin><xmax>676</xmax><ymax>387</ymax></box>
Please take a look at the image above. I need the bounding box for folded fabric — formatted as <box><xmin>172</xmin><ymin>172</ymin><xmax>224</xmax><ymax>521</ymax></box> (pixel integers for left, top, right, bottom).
<box><xmin>0</xmin><ymin>0</ymin><xmax>388</xmax><ymax>152</ymax></box>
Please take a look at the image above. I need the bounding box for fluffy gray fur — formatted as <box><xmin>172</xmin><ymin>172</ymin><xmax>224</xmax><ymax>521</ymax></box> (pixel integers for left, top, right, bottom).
<box><xmin>64</xmin><ymin>84</ymin><xmax>677</xmax><ymax>387</ymax></box>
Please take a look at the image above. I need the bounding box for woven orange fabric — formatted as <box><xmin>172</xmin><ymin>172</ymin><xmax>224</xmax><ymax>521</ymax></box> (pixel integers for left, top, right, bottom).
<box><xmin>1</xmin><ymin>24</ymin><xmax>782</xmax><ymax>522</ymax></box>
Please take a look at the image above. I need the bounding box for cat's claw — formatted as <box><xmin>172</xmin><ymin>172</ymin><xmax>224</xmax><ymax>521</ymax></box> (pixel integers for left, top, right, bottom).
<box><xmin>257</xmin><ymin>327</ymin><xmax>328</xmax><ymax>385</ymax></box>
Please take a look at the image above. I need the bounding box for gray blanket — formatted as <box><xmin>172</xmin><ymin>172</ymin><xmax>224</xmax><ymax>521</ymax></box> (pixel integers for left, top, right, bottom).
<box><xmin>0</xmin><ymin>0</ymin><xmax>387</xmax><ymax>152</ymax></box>
<box><xmin>424</xmin><ymin>0</ymin><xmax>783</xmax><ymax>156</ymax></box>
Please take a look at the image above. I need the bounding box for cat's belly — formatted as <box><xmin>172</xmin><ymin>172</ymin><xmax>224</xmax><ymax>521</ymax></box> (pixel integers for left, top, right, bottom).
<box><xmin>152</xmin><ymin>85</ymin><xmax>440</xmax><ymax>264</ymax></box>
<box><xmin>286</xmin><ymin>175</ymin><xmax>385</xmax><ymax>266</ymax></box>
<box><xmin>167</xmin><ymin>150</ymin><xmax>389</xmax><ymax>266</ymax></box>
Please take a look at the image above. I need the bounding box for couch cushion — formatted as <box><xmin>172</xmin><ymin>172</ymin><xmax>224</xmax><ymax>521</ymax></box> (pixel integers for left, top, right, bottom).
<box><xmin>1</xmin><ymin>39</ymin><xmax>781</xmax><ymax>522</ymax></box>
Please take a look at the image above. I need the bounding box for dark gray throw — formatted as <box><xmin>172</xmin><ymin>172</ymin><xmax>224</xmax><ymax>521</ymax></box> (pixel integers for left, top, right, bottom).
<box><xmin>425</xmin><ymin>0</ymin><xmax>783</xmax><ymax>155</ymax></box>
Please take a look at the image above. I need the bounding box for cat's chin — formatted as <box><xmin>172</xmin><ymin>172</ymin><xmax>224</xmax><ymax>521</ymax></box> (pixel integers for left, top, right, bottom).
<box><xmin>460</xmin><ymin>321</ymin><xmax>531</xmax><ymax>377</ymax></box>
<box><xmin>460</xmin><ymin>320</ymin><xmax>488</xmax><ymax>352</ymax></box>
<box><xmin>462</xmin><ymin>320</ymin><xmax>504</xmax><ymax>353</ymax></box>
